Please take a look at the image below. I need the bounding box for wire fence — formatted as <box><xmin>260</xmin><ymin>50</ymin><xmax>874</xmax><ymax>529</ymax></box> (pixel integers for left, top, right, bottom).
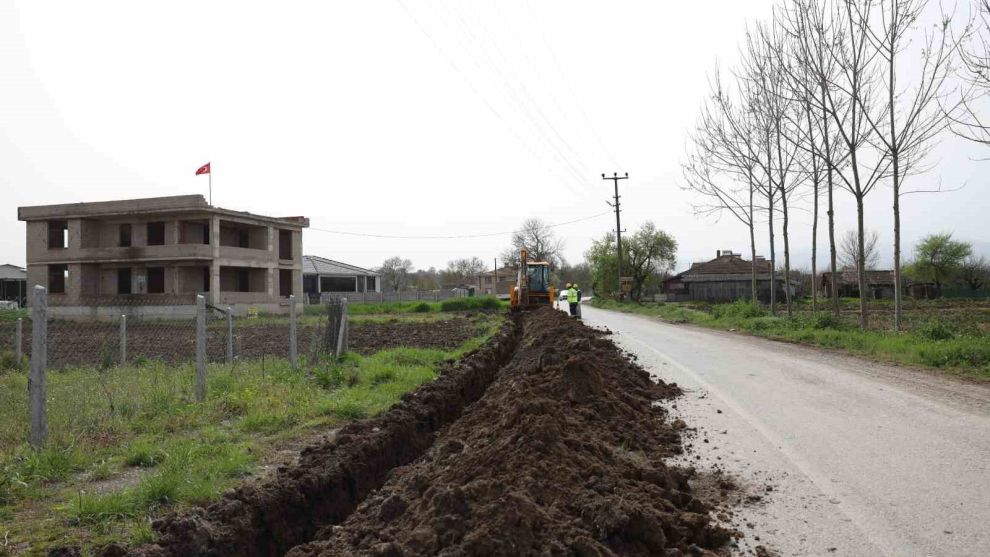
<box><xmin>308</xmin><ymin>290</ymin><xmax>474</xmax><ymax>305</ymax></box>
<box><xmin>1</xmin><ymin>287</ymin><xmax>350</xmax><ymax>448</ymax></box>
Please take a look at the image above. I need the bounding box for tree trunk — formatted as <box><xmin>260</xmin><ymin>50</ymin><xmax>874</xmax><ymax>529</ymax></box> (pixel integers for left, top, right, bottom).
<box><xmin>888</xmin><ymin>12</ymin><xmax>902</xmax><ymax>332</ymax></box>
<box><xmin>749</xmin><ymin>173</ymin><xmax>757</xmax><ymax>304</ymax></box>
<box><xmin>780</xmin><ymin>185</ymin><xmax>793</xmax><ymax>318</ymax></box>
<box><xmin>821</xmin><ymin>81</ymin><xmax>840</xmax><ymax>317</ymax></box>
<box><xmin>856</xmin><ymin>195</ymin><xmax>869</xmax><ymax>329</ymax></box>
<box><xmin>807</xmin><ymin>105</ymin><xmax>820</xmax><ymax>313</ymax></box>
<box><xmin>768</xmin><ymin>202</ymin><xmax>777</xmax><ymax>316</ymax></box>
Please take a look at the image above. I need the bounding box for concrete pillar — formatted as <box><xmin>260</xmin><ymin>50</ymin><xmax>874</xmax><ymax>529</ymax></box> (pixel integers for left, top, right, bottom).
<box><xmin>15</xmin><ymin>318</ymin><xmax>23</xmax><ymax>365</ymax></box>
<box><xmin>289</xmin><ymin>294</ymin><xmax>297</xmax><ymax>368</ymax></box>
<box><xmin>29</xmin><ymin>285</ymin><xmax>47</xmax><ymax>448</ymax></box>
<box><xmin>226</xmin><ymin>306</ymin><xmax>233</xmax><ymax>363</ymax></box>
<box><xmin>209</xmin><ymin>216</ymin><xmax>221</xmax><ymax>306</ymax></box>
<box><xmin>195</xmin><ymin>295</ymin><xmax>207</xmax><ymax>402</ymax></box>
<box><xmin>120</xmin><ymin>314</ymin><xmax>127</xmax><ymax>365</ymax></box>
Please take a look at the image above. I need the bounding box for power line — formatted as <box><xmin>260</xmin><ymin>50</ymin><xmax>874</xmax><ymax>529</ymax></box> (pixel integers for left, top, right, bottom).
<box><xmin>308</xmin><ymin>211</ymin><xmax>611</xmax><ymax>240</ymax></box>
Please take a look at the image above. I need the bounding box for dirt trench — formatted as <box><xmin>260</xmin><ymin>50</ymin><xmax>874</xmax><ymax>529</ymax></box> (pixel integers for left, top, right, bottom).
<box><xmin>112</xmin><ymin>308</ymin><xmax>733</xmax><ymax>557</ymax></box>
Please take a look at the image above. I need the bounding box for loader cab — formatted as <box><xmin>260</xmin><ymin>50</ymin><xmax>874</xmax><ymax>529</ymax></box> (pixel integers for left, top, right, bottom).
<box><xmin>526</xmin><ymin>263</ymin><xmax>550</xmax><ymax>293</ymax></box>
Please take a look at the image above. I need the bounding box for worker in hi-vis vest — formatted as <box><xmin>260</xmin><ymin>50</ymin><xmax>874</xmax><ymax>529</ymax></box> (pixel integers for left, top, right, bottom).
<box><xmin>567</xmin><ymin>283</ymin><xmax>578</xmax><ymax>317</ymax></box>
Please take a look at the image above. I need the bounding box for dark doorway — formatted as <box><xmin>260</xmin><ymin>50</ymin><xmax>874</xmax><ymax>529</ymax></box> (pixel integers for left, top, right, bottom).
<box><xmin>117</xmin><ymin>268</ymin><xmax>132</xmax><ymax>294</ymax></box>
<box><xmin>147</xmin><ymin>267</ymin><xmax>165</xmax><ymax>294</ymax></box>
<box><xmin>238</xmin><ymin>268</ymin><xmax>250</xmax><ymax>292</ymax></box>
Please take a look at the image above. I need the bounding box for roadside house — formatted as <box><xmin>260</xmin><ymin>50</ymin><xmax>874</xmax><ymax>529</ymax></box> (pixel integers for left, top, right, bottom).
<box><xmin>0</xmin><ymin>263</ymin><xmax>27</xmax><ymax>308</ymax></box>
<box><xmin>663</xmin><ymin>250</ymin><xmax>799</xmax><ymax>303</ymax></box>
<box><xmin>819</xmin><ymin>270</ymin><xmax>895</xmax><ymax>299</ymax></box>
<box><xmin>468</xmin><ymin>266</ymin><xmax>518</xmax><ymax>299</ymax></box>
<box><xmin>302</xmin><ymin>255</ymin><xmax>381</xmax><ymax>303</ymax></box>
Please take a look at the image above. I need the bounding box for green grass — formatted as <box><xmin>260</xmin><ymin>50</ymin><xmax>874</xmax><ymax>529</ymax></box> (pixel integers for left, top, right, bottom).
<box><xmin>0</xmin><ymin>312</ymin><xmax>504</xmax><ymax>554</ymax></box>
<box><xmin>302</xmin><ymin>296</ymin><xmax>507</xmax><ymax>317</ymax></box>
<box><xmin>0</xmin><ymin>309</ymin><xmax>28</xmax><ymax>322</ymax></box>
<box><xmin>592</xmin><ymin>298</ymin><xmax>990</xmax><ymax>380</ymax></box>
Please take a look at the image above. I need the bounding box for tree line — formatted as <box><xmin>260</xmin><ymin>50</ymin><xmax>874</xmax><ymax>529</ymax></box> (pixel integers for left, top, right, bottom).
<box><xmin>683</xmin><ymin>0</ymin><xmax>990</xmax><ymax>330</ymax></box>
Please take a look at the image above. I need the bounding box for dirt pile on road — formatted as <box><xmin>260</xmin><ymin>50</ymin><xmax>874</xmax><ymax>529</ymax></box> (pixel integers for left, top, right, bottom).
<box><xmin>287</xmin><ymin>307</ymin><xmax>731</xmax><ymax>556</ymax></box>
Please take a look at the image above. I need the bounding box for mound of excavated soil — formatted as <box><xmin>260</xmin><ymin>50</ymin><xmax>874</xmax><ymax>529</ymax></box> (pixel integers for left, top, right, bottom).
<box><xmin>121</xmin><ymin>316</ymin><xmax>522</xmax><ymax>557</ymax></box>
<box><xmin>288</xmin><ymin>307</ymin><xmax>731</xmax><ymax>556</ymax></box>
<box><xmin>109</xmin><ymin>308</ymin><xmax>732</xmax><ymax>557</ymax></box>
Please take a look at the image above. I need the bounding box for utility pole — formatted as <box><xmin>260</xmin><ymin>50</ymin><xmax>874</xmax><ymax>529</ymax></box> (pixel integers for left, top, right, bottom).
<box><xmin>603</xmin><ymin>172</ymin><xmax>628</xmax><ymax>299</ymax></box>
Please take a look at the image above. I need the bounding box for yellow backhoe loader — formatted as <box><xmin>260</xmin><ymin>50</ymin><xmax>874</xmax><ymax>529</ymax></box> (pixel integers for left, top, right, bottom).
<box><xmin>509</xmin><ymin>248</ymin><xmax>555</xmax><ymax>311</ymax></box>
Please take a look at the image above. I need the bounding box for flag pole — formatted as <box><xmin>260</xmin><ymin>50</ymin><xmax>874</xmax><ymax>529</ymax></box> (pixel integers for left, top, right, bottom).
<box><xmin>209</xmin><ymin>167</ymin><xmax>212</xmax><ymax>205</ymax></box>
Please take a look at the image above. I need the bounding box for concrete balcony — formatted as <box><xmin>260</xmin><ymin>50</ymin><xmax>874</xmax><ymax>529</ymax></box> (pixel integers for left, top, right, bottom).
<box><xmin>27</xmin><ymin>244</ymin><xmax>213</xmax><ymax>264</ymax></box>
<box><xmin>217</xmin><ymin>245</ymin><xmax>275</xmax><ymax>265</ymax></box>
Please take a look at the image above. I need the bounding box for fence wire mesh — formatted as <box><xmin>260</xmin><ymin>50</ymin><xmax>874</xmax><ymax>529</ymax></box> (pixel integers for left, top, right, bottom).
<box><xmin>0</xmin><ymin>296</ymin><xmax>350</xmax><ymax>372</ymax></box>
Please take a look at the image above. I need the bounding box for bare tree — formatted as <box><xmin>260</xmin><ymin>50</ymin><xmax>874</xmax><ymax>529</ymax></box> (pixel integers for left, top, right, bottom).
<box><xmin>949</xmin><ymin>0</ymin><xmax>990</xmax><ymax>148</ymax></box>
<box><xmin>785</xmin><ymin>0</ymin><xmax>849</xmax><ymax>317</ymax></box>
<box><xmin>855</xmin><ymin>0</ymin><xmax>962</xmax><ymax>330</ymax></box>
<box><xmin>442</xmin><ymin>257</ymin><xmax>487</xmax><ymax>285</ymax></box>
<box><xmin>683</xmin><ymin>67</ymin><xmax>763</xmax><ymax>303</ymax></box>
<box><xmin>379</xmin><ymin>256</ymin><xmax>414</xmax><ymax>292</ymax></box>
<box><xmin>959</xmin><ymin>255</ymin><xmax>989</xmax><ymax>292</ymax></box>
<box><xmin>839</xmin><ymin>229</ymin><xmax>881</xmax><ymax>271</ymax></box>
<box><xmin>743</xmin><ymin>20</ymin><xmax>809</xmax><ymax>317</ymax></box>
<box><xmin>501</xmin><ymin>218</ymin><xmax>565</xmax><ymax>270</ymax></box>
<box><xmin>821</xmin><ymin>0</ymin><xmax>894</xmax><ymax>328</ymax></box>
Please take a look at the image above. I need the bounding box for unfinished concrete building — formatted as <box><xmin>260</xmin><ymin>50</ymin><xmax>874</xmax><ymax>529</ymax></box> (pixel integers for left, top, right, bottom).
<box><xmin>17</xmin><ymin>195</ymin><xmax>308</xmax><ymax>316</ymax></box>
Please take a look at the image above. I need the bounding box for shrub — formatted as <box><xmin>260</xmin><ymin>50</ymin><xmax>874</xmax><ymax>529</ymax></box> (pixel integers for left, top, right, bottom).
<box><xmin>0</xmin><ymin>350</ymin><xmax>27</xmax><ymax>371</ymax></box>
<box><xmin>710</xmin><ymin>300</ymin><xmax>766</xmax><ymax>320</ymax></box>
<box><xmin>811</xmin><ymin>313</ymin><xmax>843</xmax><ymax>330</ymax></box>
<box><xmin>918</xmin><ymin>341</ymin><xmax>990</xmax><ymax>368</ymax></box>
<box><xmin>440</xmin><ymin>298</ymin><xmax>470</xmax><ymax>311</ymax></box>
<box><xmin>412</xmin><ymin>302</ymin><xmax>432</xmax><ymax>313</ymax></box>
<box><xmin>915</xmin><ymin>321</ymin><xmax>954</xmax><ymax>341</ymax></box>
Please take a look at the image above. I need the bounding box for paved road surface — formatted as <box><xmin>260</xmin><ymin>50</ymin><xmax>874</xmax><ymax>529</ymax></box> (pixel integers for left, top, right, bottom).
<box><xmin>576</xmin><ymin>303</ymin><xmax>990</xmax><ymax>557</ymax></box>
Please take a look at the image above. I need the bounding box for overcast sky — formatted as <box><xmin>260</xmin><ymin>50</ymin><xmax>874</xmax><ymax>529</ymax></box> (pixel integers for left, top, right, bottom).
<box><xmin>2</xmin><ymin>1</ymin><xmax>987</xmax><ymax>273</ymax></box>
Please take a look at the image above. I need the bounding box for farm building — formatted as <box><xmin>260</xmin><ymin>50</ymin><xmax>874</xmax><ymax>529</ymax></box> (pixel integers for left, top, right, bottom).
<box><xmin>819</xmin><ymin>270</ymin><xmax>895</xmax><ymax>299</ymax></box>
<box><xmin>0</xmin><ymin>263</ymin><xmax>27</xmax><ymax>307</ymax></box>
<box><xmin>469</xmin><ymin>266</ymin><xmax>518</xmax><ymax>298</ymax></box>
<box><xmin>302</xmin><ymin>255</ymin><xmax>381</xmax><ymax>303</ymax></box>
<box><xmin>663</xmin><ymin>250</ymin><xmax>799</xmax><ymax>303</ymax></box>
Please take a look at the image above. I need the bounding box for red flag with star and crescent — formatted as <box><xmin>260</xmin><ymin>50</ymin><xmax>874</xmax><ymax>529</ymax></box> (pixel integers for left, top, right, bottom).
<box><xmin>195</xmin><ymin>162</ymin><xmax>211</xmax><ymax>176</ymax></box>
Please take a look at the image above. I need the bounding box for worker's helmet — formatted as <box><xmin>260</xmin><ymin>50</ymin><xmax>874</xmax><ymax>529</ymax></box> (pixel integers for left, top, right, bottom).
<box><xmin>565</xmin><ymin>283</ymin><xmax>571</xmax><ymax>288</ymax></box>
<box><xmin>573</xmin><ymin>284</ymin><xmax>579</xmax><ymax>288</ymax></box>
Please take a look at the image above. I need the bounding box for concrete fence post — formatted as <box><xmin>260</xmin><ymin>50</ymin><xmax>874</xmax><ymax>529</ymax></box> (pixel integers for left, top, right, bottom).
<box><xmin>15</xmin><ymin>317</ymin><xmax>22</xmax><ymax>365</ymax></box>
<box><xmin>29</xmin><ymin>285</ymin><xmax>47</xmax><ymax>449</ymax></box>
<box><xmin>379</xmin><ymin>291</ymin><xmax>383</xmax><ymax>304</ymax></box>
<box><xmin>195</xmin><ymin>295</ymin><xmax>207</xmax><ymax>403</ymax></box>
<box><xmin>226</xmin><ymin>306</ymin><xmax>233</xmax><ymax>363</ymax></box>
<box><xmin>289</xmin><ymin>295</ymin><xmax>298</xmax><ymax>368</ymax></box>
<box><xmin>120</xmin><ymin>314</ymin><xmax>127</xmax><ymax>365</ymax></box>
<box><xmin>335</xmin><ymin>297</ymin><xmax>349</xmax><ymax>359</ymax></box>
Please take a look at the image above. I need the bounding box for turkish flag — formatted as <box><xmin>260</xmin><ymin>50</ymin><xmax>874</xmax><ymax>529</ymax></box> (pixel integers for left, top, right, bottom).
<box><xmin>195</xmin><ymin>162</ymin><xmax>211</xmax><ymax>176</ymax></box>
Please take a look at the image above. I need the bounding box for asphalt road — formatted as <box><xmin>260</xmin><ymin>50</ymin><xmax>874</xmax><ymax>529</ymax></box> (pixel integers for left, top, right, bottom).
<box><xmin>576</xmin><ymin>303</ymin><xmax>990</xmax><ymax>557</ymax></box>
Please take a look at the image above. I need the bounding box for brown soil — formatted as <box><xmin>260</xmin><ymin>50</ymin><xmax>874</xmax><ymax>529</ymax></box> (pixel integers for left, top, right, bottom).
<box><xmin>287</xmin><ymin>308</ymin><xmax>732</xmax><ymax>557</ymax></box>
<box><xmin>1</xmin><ymin>318</ymin><xmax>478</xmax><ymax>369</ymax></box>
<box><xmin>103</xmin><ymin>308</ymin><xmax>734</xmax><ymax>557</ymax></box>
